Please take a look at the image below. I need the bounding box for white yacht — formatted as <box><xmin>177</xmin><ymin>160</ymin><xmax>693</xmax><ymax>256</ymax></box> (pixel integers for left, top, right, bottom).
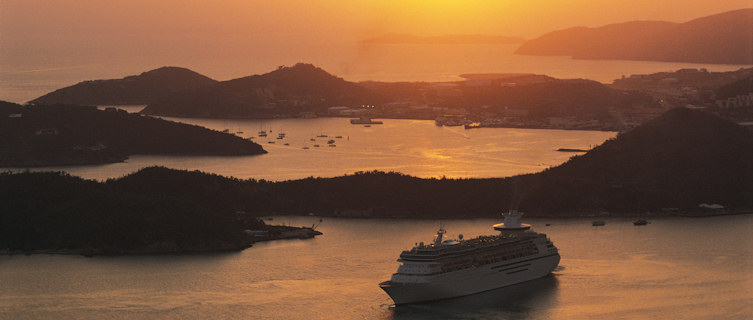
<box><xmin>379</xmin><ymin>210</ymin><xmax>560</xmax><ymax>305</ymax></box>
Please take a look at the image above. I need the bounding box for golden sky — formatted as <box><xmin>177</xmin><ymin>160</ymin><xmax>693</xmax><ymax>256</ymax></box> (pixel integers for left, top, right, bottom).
<box><xmin>2</xmin><ymin>0</ymin><xmax>751</xmax><ymax>41</ymax></box>
<box><xmin>1</xmin><ymin>0</ymin><xmax>751</xmax><ymax>94</ymax></box>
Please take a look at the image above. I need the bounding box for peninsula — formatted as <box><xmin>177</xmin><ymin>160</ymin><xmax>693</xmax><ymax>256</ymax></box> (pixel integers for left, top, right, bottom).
<box><xmin>29</xmin><ymin>64</ymin><xmax>751</xmax><ymax>132</ymax></box>
<box><xmin>0</xmin><ymin>101</ymin><xmax>266</xmax><ymax>167</ymax></box>
<box><xmin>29</xmin><ymin>67</ymin><xmax>218</xmax><ymax>106</ymax></box>
<box><xmin>0</xmin><ymin>168</ymin><xmax>320</xmax><ymax>256</ymax></box>
<box><xmin>141</xmin><ymin>63</ymin><xmax>380</xmax><ymax>118</ymax></box>
<box><xmin>137</xmin><ymin>64</ymin><xmax>655</xmax><ymax>131</ymax></box>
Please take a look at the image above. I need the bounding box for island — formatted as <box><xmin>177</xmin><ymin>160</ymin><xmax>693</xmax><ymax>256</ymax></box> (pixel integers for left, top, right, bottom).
<box><xmin>514</xmin><ymin>9</ymin><xmax>753</xmax><ymax>65</ymax></box>
<box><xmin>360</xmin><ymin>33</ymin><xmax>525</xmax><ymax>45</ymax></box>
<box><xmin>0</xmin><ymin>101</ymin><xmax>266</xmax><ymax>167</ymax></box>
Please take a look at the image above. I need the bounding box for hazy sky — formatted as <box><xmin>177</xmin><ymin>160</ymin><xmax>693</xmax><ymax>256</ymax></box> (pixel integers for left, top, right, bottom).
<box><xmin>2</xmin><ymin>0</ymin><xmax>751</xmax><ymax>42</ymax></box>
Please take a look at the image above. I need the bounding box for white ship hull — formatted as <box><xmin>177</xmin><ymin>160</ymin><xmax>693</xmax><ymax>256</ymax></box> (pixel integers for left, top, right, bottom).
<box><xmin>380</xmin><ymin>253</ymin><xmax>560</xmax><ymax>305</ymax></box>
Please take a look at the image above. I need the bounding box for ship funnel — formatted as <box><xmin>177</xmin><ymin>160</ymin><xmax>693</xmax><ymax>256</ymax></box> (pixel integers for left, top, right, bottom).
<box><xmin>493</xmin><ymin>210</ymin><xmax>531</xmax><ymax>232</ymax></box>
<box><xmin>504</xmin><ymin>210</ymin><xmax>523</xmax><ymax>227</ymax></box>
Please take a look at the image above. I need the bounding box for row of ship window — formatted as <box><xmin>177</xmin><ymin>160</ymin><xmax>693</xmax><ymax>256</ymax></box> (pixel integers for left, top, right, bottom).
<box><xmin>439</xmin><ymin>245</ymin><xmax>539</xmax><ymax>273</ymax></box>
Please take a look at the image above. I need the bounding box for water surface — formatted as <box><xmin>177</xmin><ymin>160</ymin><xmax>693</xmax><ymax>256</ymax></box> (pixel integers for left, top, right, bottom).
<box><xmin>1</xmin><ymin>215</ymin><xmax>751</xmax><ymax>319</ymax></box>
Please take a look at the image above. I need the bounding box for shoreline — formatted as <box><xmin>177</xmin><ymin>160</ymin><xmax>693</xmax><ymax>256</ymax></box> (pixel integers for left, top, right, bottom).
<box><xmin>0</xmin><ymin>226</ymin><xmax>322</xmax><ymax>257</ymax></box>
<box><xmin>267</xmin><ymin>210</ymin><xmax>753</xmax><ymax>220</ymax></box>
<box><xmin>3</xmin><ymin>212</ymin><xmax>749</xmax><ymax>257</ymax></box>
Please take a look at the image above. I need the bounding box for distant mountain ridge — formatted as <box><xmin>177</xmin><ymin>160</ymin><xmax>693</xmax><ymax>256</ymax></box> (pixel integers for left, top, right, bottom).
<box><xmin>141</xmin><ymin>63</ymin><xmax>379</xmax><ymax>118</ymax></box>
<box><xmin>515</xmin><ymin>9</ymin><xmax>753</xmax><ymax>64</ymax></box>
<box><xmin>457</xmin><ymin>78</ymin><xmax>656</xmax><ymax>118</ymax></box>
<box><xmin>362</xmin><ymin>33</ymin><xmax>525</xmax><ymax>44</ymax></box>
<box><xmin>30</xmin><ymin>67</ymin><xmax>218</xmax><ymax>105</ymax></box>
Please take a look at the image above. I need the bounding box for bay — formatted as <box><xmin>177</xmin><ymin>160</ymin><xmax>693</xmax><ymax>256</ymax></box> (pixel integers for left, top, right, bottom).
<box><xmin>1</xmin><ymin>215</ymin><xmax>751</xmax><ymax>319</ymax></box>
<box><xmin>3</xmin><ymin>109</ymin><xmax>615</xmax><ymax>181</ymax></box>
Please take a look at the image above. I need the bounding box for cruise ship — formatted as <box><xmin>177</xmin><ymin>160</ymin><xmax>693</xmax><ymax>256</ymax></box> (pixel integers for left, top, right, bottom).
<box><xmin>379</xmin><ymin>210</ymin><xmax>560</xmax><ymax>305</ymax></box>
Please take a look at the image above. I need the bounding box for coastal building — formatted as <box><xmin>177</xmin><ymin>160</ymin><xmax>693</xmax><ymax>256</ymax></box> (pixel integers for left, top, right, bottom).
<box><xmin>716</xmin><ymin>93</ymin><xmax>753</xmax><ymax>109</ymax></box>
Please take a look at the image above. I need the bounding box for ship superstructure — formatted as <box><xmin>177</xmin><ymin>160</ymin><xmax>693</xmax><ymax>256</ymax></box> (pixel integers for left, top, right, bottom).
<box><xmin>380</xmin><ymin>210</ymin><xmax>560</xmax><ymax>305</ymax></box>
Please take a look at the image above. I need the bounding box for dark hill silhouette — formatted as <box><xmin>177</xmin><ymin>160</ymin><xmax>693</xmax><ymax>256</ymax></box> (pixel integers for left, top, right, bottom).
<box><xmin>515</xmin><ymin>9</ymin><xmax>753</xmax><ymax>64</ymax></box>
<box><xmin>2</xmin><ymin>108</ymin><xmax>750</xmax><ymax>231</ymax></box>
<box><xmin>0</xmin><ymin>170</ymin><xmax>261</xmax><ymax>254</ymax></box>
<box><xmin>30</xmin><ymin>67</ymin><xmax>218</xmax><ymax>105</ymax></box>
<box><xmin>520</xmin><ymin>107</ymin><xmax>753</xmax><ymax>213</ymax></box>
<box><xmin>0</xmin><ymin>101</ymin><xmax>265</xmax><ymax>166</ymax></box>
<box><xmin>141</xmin><ymin>63</ymin><xmax>381</xmax><ymax>118</ymax></box>
<box><xmin>460</xmin><ymin>79</ymin><xmax>656</xmax><ymax>118</ymax></box>
<box><xmin>359</xmin><ymin>77</ymin><xmax>656</xmax><ymax>121</ymax></box>
<box><xmin>516</xmin><ymin>21</ymin><xmax>677</xmax><ymax>57</ymax></box>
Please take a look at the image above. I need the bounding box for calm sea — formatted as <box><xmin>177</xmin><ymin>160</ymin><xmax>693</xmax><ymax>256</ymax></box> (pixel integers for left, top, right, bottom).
<box><xmin>1</xmin><ymin>215</ymin><xmax>751</xmax><ymax>319</ymax></box>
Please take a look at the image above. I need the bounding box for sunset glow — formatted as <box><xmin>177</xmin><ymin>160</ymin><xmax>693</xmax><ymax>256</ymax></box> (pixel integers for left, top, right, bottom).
<box><xmin>1</xmin><ymin>0</ymin><xmax>752</xmax><ymax>319</ymax></box>
<box><xmin>3</xmin><ymin>1</ymin><xmax>751</xmax><ymax>40</ymax></box>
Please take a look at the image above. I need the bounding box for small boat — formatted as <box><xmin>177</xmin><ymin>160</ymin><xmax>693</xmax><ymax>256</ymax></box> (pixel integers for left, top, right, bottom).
<box><xmin>328</xmin><ymin>144</ymin><xmax>336</xmax><ymax>147</ymax></box>
<box><xmin>310</xmin><ymin>138</ymin><xmax>316</xmax><ymax>141</ymax></box>
<box><xmin>283</xmin><ymin>143</ymin><xmax>289</xmax><ymax>146</ymax></box>
<box><xmin>327</xmin><ymin>139</ymin><xmax>335</xmax><ymax>144</ymax></box>
<box><xmin>303</xmin><ymin>146</ymin><xmax>310</xmax><ymax>149</ymax></box>
<box><xmin>592</xmin><ymin>220</ymin><xmax>605</xmax><ymax>226</ymax></box>
<box><xmin>633</xmin><ymin>220</ymin><xmax>648</xmax><ymax>226</ymax></box>
<box><xmin>335</xmin><ymin>135</ymin><xmax>343</xmax><ymax>139</ymax></box>
<box><xmin>317</xmin><ymin>134</ymin><xmax>328</xmax><ymax>138</ymax></box>
<box><xmin>364</xmin><ymin>125</ymin><xmax>371</xmax><ymax>127</ymax></box>
<box><xmin>267</xmin><ymin>141</ymin><xmax>275</xmax><ymax>144</ymax></box>
<box><xmin>313</xmin><ymin>144</ymin><xmax>320</xmax><ymax>147</ymax></box>
<box><xmin>258</xmin><ymin>130</ymin><xmax>267</xmax><ymax>137</ymax></box>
